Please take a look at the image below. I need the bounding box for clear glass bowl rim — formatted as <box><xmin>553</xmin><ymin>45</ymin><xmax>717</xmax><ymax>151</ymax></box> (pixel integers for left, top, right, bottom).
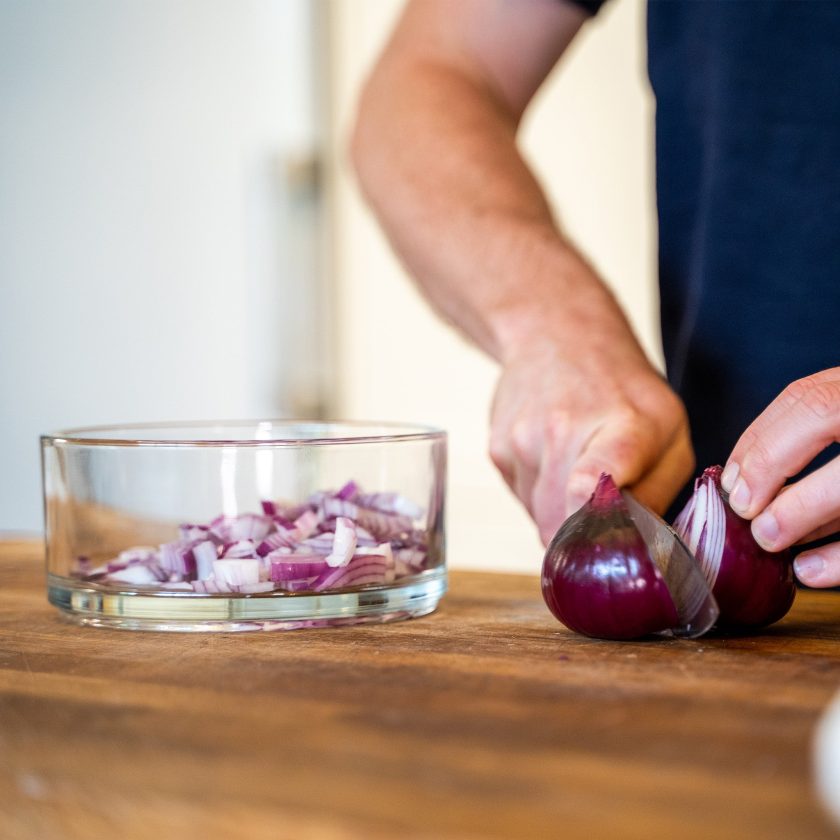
<box><xmin>41</xmin><ymin>419</ymin><xmax>447</xmax><ymax>448</ymax></box>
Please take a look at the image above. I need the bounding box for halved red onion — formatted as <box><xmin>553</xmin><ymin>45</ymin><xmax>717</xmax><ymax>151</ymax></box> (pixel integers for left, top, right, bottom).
<box><xmin>673</xmin><ymin>466</ymin><xmax>795</xmax><ymax>629</ymax></box>
<box><xmin>541</xmin><ymin>474</ymin><xmax>718</xmax><ymax>640</ymax></box>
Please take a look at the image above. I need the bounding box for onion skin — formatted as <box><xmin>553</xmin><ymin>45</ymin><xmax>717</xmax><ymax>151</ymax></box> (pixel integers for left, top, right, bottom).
<box><xmin>673</xmin><ymin>466</ymin><xmax>796</xmax><ymax>630</ymax></box>
<box><xmin>541</xmin><ymin>474</ymin><xmax>679</xmax><ymax>640</ymax></box>
<box><xmin>714</xmin><ymin>510</ymin><xmax>795</xmax><ymax>628</ymax></box>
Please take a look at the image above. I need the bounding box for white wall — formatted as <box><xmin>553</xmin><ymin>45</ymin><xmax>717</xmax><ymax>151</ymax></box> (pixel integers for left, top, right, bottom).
<box><xmin>0</xmin><ymin>0</ymin><xmax>326</xmax><ymax>532</ymax></box>
<box><xmin>329</xmin><ymin>0</ymin><xmax>658</xmax><ymax>572</ymax></box>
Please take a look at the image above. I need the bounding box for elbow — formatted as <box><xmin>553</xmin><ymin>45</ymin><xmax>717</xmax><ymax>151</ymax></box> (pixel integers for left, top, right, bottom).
<box><xmin>349</xmin><ymin>60</ymin><xmax>405</xmax><ymax>212</ymax></box>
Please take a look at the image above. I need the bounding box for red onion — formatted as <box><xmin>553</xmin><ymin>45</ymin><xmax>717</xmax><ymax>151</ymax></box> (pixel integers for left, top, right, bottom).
<box><xmin>541</xmin><ymin>474</ymin><xmax>718</xmax><ymax>640</ymax></box>
<box><xmin>673</xmin><ymin>465</ymin><xmax>795</xmax><ymax>629</ymax></box>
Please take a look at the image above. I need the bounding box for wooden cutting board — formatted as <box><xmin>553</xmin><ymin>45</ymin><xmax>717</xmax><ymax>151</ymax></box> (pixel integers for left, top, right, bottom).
<box><xmin>1</xmin><ymin>538</ymin><xmax>839</xmax><ymax>840</ymax></box>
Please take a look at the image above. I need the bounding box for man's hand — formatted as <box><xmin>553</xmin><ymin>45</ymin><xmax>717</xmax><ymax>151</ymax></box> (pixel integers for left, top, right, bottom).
<box><xmin>352</xmin><ymin>0</ymin><xmax>694</xmax><ymax>545</ymax></box>
<box><xmin>490</xmin><ymin>329</ymin><xmax>693</xmax><ymax>545</ymax></box>
<box><xmin>723</xmin><ymin>368</ymin><xmax>840</xmax><ymax>587</ymax></box>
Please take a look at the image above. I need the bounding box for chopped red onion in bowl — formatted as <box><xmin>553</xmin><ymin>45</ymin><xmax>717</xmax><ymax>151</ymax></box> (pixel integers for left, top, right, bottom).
<box><xmin>72</xmin><ymin>481</ymin><xmax>431</xmax><ymax>595</ymax></box>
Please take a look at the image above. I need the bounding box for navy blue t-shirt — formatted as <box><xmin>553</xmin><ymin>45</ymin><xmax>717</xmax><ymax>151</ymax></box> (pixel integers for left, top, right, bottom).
<box><xmin>571</xmin><ymin>0</ymin><xmax>840</xmax><ymax>477</ymax></box>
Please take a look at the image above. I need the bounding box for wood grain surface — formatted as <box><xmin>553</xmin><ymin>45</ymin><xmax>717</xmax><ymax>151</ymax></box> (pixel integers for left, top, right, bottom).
<box><xmin>1</xmin><ymin>539</ymin><xmax>840</xmax><ymax>840</ymax></box>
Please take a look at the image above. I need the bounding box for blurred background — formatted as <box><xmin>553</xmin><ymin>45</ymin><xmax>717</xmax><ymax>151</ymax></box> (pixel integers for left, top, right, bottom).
<box><xmin>0</xmin><ymin>0</ymin><xmax>658</xmax><ymax>573</ymax></box>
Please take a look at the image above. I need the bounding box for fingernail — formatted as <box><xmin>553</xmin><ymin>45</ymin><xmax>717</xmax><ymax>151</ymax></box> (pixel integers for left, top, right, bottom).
<box><xmin>721</xmin><ymin>462</ymin><xmax>739</xmax><ymax>493</ymax></box>
<box><xmin>752</xmin><ymin>510</ymin><xmax>780</xmax><ymax>550</ymax></box>
<box><xmin>729</xmin><ymin>478</ymin><xmax>751</xmax><ymax>514</ymax></box>
<box><xmin>794</xmin><ymin>554</ymin><xmax>824</xmax><ymax>584</ymax></box>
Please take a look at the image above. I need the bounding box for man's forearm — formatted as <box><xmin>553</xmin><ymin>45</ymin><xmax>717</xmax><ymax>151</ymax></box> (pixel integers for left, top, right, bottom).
<box><xmin>352</xmin><ymin>48</ymin><xmax>645</xmax><ymax>367</ymax></box>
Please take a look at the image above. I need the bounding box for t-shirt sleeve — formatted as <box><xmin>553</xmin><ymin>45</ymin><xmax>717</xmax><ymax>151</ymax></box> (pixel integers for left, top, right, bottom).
<box><xmin>562</xmin><ymin>0</ymin><xmax>607</xmax><ymax>16</ymax></box>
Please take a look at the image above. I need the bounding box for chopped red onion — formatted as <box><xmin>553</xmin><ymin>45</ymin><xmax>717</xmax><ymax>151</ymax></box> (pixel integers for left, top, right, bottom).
<box><xmin>336</xmin><ymin>480</ymin><xmax>359</xmax><ymax>501</ymax></box>
<box><xmin>292</xmin><ymin>510</ymin><xmax>320</xmax><ymax>540</ymax></box>
<box><xmin>319</xmin><ymin>497</ymin><xmax>359</xmax><ymax>520</ymax></box>
<box><xmin>297</xmin><ymin>533</ymin><xmax>337</xmax><ymax>554</ymax></box>
<box><xmin>354</xmin><ymin>526</ymin><xmax>378</xmax><ymax>547</ymax></box>
<box><xmin>394</xmin><ymin>547</ymin><xmax>426</xmax><ymax>569</ymax></box>
<box><xmin>213</xmin><ymin>558</ymin><xmax>260</xmax><ymax>587</ymax></box>
<box><xmin>356</xmin><ymin>543</ymin><xmax>396</xmax><ymax>582</ymax></box>
<box><xmin>356</xmin><ymin>492</ymin><xmax>423</xmax><ymax>519</ymax></box>
<box><xmin>72</xmin><ymin>480</ymin><xmax>433</xmax><ymax>595</ymax></box>
<box><xmin>260</xmin><ymin>500</ymin><xmax>277</xmax><ymax>516</ymax></box>
<box><xmin>358</xmin><ymin>509</ymin><xmax>414</xmax><ymax>541</ymax></box>
<box><xmin>325</xmin><ymin>517</ymin><xmax>357</xmax><ymax>568</ymax></box>
<box><xmin>160</xmin><ymin>539</ymin><xmax>199</xmax><ymax>579</ymax></box>
<box><xmin>257</xmin><ymin>528</ymin><xmax>298</xmax><ymax>556</ymax></box>
<box><xmin>108</xmin><ymin>564</ymin><xmax>166</xmax><ymax>585</ymax></box>
<box><xmin>178</xmin><ymin>524</ymin><xmax>209</xmax><ymax>542</ymax></box>
<box><xmin>192</xmin><ymin>540</ymin><xmax>218</xmax><ymax>580</ymax></box>
<box><xmin>312</xmin><ymin>554</ymin><xmax>391</xmax><ymax>591</ymax></box>
<box><xmin>192</xmin><ymin>578</ymin><xmax>224</xmax><ymax>594</ymax></box>
<box><xmin>229</xmin><ymin>513</ymin><xmax>273</xmax><ymax>543</ymax></box>
<box><xmin>112</xmin><ymin>547</ymin><xmax>159</xmax><ymax>568</ymax></box>
<box><xmin>269</xmin><ymin>554</ymin><xmax>329</xmax><ymax>581</ymax></box>
<box><xmin>222</xmin><ymin>540</ymin><xmax>259</xmax><ymax>559</ymax></box>
<box><xmin>238</xmin><ymin>582</ymin><xmax>276</xmax><ymax>594</ymax></box>
<box><xmin>275</xmin><ymin>576</ymin><xmax>319</xmax><ymax>592</ymax></box>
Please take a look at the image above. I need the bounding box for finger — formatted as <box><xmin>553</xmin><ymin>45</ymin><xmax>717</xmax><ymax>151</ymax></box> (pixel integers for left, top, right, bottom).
<box><xmin>490</xmin><ymin>436</ymin><xmax>541</xmax><ymax>525</ymax></box>
<box><xmin>513</xmin><ymin>459</ymin><xmax>539</xmax><ymax>519</ymax></box>
<box><xmin>628</xmin><ymin>429</ymin><xmax>695</xmax><ymax>516</ymax></box>
<box><xmin>726</xmin><ymin>369</ymin><xmax>840</xmax><ymax>473</ymax></box>
<box><xmin>530</xmin><ymin>413</ymin><xmax>586</xmax><ymax>545</ymax></box>
<box><xmin>511</xmin><ymin>415</ymin><xmax>550</xmax><ymax>519</ymax></box>
<box><xmin>488</xmin><ymin>404</ymin><xmax>523</xmax><ymax>491</ymax></box>
<box><xmin>488</xmin><ymin>434</ymin><xmax>515</xmax><ymax>491</ymax></box>
<box><xmin>795</xmin><ymin>515</ymin><xmax>840</xmax><ymax>545</ymax></box>
<box><xmin>723</xmin><ymin>371</ymin><xmax>840</xmax><ymax>519</ymax></box>
<box><xmin>563</xmin><ymin>410</ymin><xmax>662</xmax><ymax>517</ymax></box>
<box><xmin>793</xmin><ymin>542</ymin><xmax>840</xmax><ymax>588</ymax></box>
<box><xmin>750</xmin><ymin>456</ymin><xmax>840</xmax><ymax>552</ymax></box>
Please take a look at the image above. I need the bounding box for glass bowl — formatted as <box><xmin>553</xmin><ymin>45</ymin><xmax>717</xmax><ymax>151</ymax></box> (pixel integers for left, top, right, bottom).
<box><xmin>41</xmin><ymin>420</ymin><xmax>446</xmax><ymax>631</ymax></box>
